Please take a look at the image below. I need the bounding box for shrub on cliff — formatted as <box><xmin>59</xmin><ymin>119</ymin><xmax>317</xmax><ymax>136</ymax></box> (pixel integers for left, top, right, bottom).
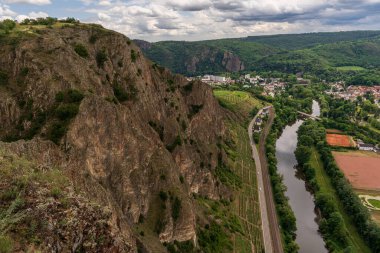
<box><xmin>171</xmin><ymin>197</ymin><xmax>182</xmax><ymax>221</ymax></box>
<box><xmin>47</xmin><ymin>89</ymin><xmax>84</xmax><ymax>144</ymax></box>
<box><xmin>96</xmin><ymin>50</ymin><xmax>107</xmax><ymax>68</ymax></box>
<box><xmin>74</xmin><ymin>43</ymin><xmax>89</xmax><ymax>58</ymax></box>
<box><xmin>0</xmin><ymin>71</ymin><xmax>8</xmax><ymax>86</ymax></box>
<box><xmin>0</xmin><ymin>20</ymin><xmax>16</xmax><ymax>34</ymax></box>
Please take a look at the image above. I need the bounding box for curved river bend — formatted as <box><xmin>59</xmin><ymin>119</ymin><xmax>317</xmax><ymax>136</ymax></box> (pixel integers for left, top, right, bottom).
<box><xmin>275</xmin><ymin>101</ymin><xmax>327</xmax><ymax>253</ymax></box>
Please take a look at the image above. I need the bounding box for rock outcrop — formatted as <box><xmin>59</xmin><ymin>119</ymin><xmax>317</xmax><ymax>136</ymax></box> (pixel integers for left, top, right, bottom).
<box><xmin>134</xmin><ymin>40</ymin><xmax>245</xmax><ymax>75</ymax></box>
<box><xmin>0</xmin><ymin>23</ymin><xmax>228</xmax><ymax>252</ymax></box>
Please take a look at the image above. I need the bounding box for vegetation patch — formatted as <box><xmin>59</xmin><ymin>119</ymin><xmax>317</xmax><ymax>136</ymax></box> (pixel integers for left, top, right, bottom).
<box><xmin>96</xmin><ymin>49</ymin><xmax>107</xmax><ymax>68</ymax></box>
<box><xmin>47</xmin><ymin>89</ymin><xmax>84</xmax><ymax>144</ymax></box>
<box><xmin>368</xmin><ymin>199</ymin><xmax>380</xmax><ymax>209</ymax></box>
<box><xmin>73</xmin><ymin>43</ymin><xmax>89</xmax><ymax>58</ymax></box>
<box><xmin>0</xmin><ymin>147</ymin><xmax>120</xmax><ymax>252</ymax></box>
<box><xmin>166</xmin><ymin>135</ymin><xmax>182</xmax><ymax>152</ymax></box>
<box><xmin>112</xmin><ymin>80</ymin><xmax>138</xmax><ymax>102</ymax></box>
<box><xmin>0</xmin><ymin>70</ymin><xmax>8</xmax><ymax>86</ymax></box>
<box><xmin>165</xmin><ymin>240</ymin><xmax>195</xmax><ymax>253</ymax></box>
<box><xmin>336</xmin><ymin>66</ymin><xmax>366</xmax><ymax>71</ymax></box>
<box><xmin>297</xmin><ymin>120</ymin><xmax>373</xmax><ymax>252</ymax></box>
<box><xmin>197</xmin><ymin>222</ymin><xmax>232</xmax><ymax>253</ymax></box>
<box><xmin>171</xmin><ymin>197</ymin><xmax>182</xmax><ymax>221</ymax></box>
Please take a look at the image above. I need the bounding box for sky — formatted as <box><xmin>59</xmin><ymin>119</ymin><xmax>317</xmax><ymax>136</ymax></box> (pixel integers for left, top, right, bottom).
<box><xmin>1</xmin><ymin>0</ymin><xmax>380</xmax><ymax>42</ymax></box>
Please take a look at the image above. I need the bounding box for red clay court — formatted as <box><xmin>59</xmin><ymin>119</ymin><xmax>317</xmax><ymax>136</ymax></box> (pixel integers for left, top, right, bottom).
<box><xmin>334</xmin><ymin>152</ymin><xmax>380</xmax><ymax>190</ymax></box>
<box><xmin>326</xmin><ymin>134</ymin><xmax>355</xmax><ymax>147</ymax></box>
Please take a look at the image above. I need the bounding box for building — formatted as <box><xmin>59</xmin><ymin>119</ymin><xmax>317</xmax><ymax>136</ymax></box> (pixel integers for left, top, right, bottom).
<box><xmin>358</xmin><ymin>143</ymin><xmax>376</xmax><ymax>151</ymax></box>
<box><xmin>255</xmin><ymin>117</ymin><xmax>263</xmax><ymax>126</ymax></box>
<box><xmin>253</xmin><ymin>124</ymin><xmax>261</xmax><ymax>133</ymax></box>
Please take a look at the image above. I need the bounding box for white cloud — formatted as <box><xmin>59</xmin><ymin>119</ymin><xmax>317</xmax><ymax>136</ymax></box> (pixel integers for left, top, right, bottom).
<box><xmin>97</xmin><ymin>12</ymin><xmax>111</xmax><ymax>21</ymax></box>
<box><xmin>0</xmin><ymin>0</ymin><xmax>368</xmax><ymax>41</ymax></box>
<box><xmin>3</xmin><ymin>0</ymin><xmax>51</xmax><ymax>5</ymax></box>
<box><xmin>0</xmin><ymin>4</ymin><xmax>16</xmax><ymax>20</ymax></box>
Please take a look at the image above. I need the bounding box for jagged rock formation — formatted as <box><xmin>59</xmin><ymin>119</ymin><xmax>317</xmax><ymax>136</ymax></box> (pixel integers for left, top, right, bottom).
<box><xmin>134</xmin><ymin>40</ymin><xmax>245</xmax><ymax>75</ymax></box>
<box><xmin>0</xmin><ymin>23</ymin><xmax>229</xmax><ymax>252</ymax></box>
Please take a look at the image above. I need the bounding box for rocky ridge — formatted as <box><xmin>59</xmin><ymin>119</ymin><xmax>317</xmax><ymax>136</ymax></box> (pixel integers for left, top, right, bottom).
<box><xmin>0</xmin><ymin>23</ymin><xmax>230</xmax><ymax>252</ymax></box>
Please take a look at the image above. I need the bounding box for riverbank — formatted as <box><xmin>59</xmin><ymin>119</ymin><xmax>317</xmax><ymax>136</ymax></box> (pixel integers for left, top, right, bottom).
<box><xmin>296</xmin><ymin>120</ymin><xmax>372</xmax><ymax>252</ymax></box>
<box><xmin>310</xmin><ymin>148</ymin><xmax>371</xmax><ymax>252</ymax></box>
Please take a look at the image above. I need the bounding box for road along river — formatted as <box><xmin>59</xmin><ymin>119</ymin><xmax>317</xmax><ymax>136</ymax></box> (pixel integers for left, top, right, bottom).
<box><xmin>275</xmin><ymin>100</ymin><xmax>327</xmax><ymax>253</ymax></box>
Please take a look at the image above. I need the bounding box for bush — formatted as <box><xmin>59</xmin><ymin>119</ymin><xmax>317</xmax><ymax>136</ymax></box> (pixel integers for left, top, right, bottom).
<box><xmin>0</xmin><ymin>19</ymin><xmax>16</xmax><ymax>33</ymax></box>
<box><xmin>55</xmin><ymin>104</ymin><xmax>79</xmax><ymax>120</ymax></box>
<box><xmin>159</xmin><ymin>191</ymin><xmax>168</xmax><ymax>201</ymax></box>
<box><xmin>55</xmin><ymin>89</ymin><xmax>84</xmax><ymax>103</ymax></box>
<box><xmin>171</xmin><ymin>197</ymin><xmax>182</xmax><ymax>221</ymax></box>
<box><xmin>47</xmin><ymin>122</ymin><xmax>67</xmax><ymax>144</ymax></box>
<box><xmin>0</xmin><ymin>71</ymin><xmax>8</xmax><ymax>86</ymax></box>
<box><xmin>74</xmin><ymin>44</ymin><xmax>89</xmax><ymax>58</ymax></box>
<box><xmin>166</xmin><ymin>135</ymin><xmax>182</xmax><ymax>152</ymax></box>
<box><xmin>197</xmin><ymin>222</ymin><xmax>232</xmax><ymax>253</ymax></box>
<box><xmin>96</xmin><ymin>50</ymin><xmax>107</xmax><ymax>68</ymax></box>
<box><xmin>131</xmin><ymin>49</ymin><xmax>137</xmax><ymax>62</ymax></box>
<box><xmin>46</xmin><ymin>89</ymin><xmax>84</xmax><ymax>144</ymax></box>
<box><xmin>59</xmin><ymin>17</ymin><xmax>79</xmax><ymax>24</ymax></box>
<box><xmin>89</xmin><ymin>34</ymin><xmax>97</xmax><ymax>44</ymax></box>
<box><xmin>0</xmin><ymin>235</ymin><xmax>13</xmax><ymax>253</ymax></box>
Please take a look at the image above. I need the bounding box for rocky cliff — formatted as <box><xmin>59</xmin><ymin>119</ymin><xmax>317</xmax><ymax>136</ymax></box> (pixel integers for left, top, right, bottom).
<box><xmin>134</xmin><ymin>40</ymin><xmax>245</xmax><ymax>75</ymax></box>
<box><xmin>0</xmin><ymin>23</ymin><xmax>230</xmax><ymax>252</ymax></box>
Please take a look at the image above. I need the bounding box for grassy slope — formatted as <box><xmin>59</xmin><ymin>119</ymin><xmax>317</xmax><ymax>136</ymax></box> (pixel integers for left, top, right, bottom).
<box><xmin>213</xmin><ymin>90</ymin><xmax>267</xmax><ymax>252</ymax></box>
<box><xmin>310</xmin><ymin>148</ymin><xmax>371</xmax><ymax>253</ymax></box>
<box><xmin>336</xmin><ymin>66</ymin><xmax>367</xmax><ymax>71</ymax></box>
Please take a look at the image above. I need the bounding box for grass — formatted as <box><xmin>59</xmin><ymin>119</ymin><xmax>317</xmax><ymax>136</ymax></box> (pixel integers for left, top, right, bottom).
<box><xmin>209</xmin><ymin>89</ymin><xmax>266</xmax><ymax>252</ymax></box>
<box><xmin>336</xmin><ymin>66</ymin><xmax>367</xmax><ymax>71</ymax></box>
<box><xmin>213</xmin><ymin>90</ymin><xmax>264</xmax><ymax>120</ymax></box>
<box><xmin>228</xmin><ymin>122</ymin><xmax>263</xmax><ymax>252</ymax></box>
<box><xmin>368</xmin><ymin>199</ymin><xmax>380</xmax><ymax>209</ymax></box>
<box><xmin>310</xmin><ymin>148</ymin><xmax>371</xmax><ymax>253</ymax></box>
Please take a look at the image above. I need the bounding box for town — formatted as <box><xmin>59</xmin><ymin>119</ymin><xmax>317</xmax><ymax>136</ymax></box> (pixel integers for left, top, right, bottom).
<box><xmin>326</xmin><ymin>82</ymin><xmax>380</xmax><ymax>105</ymax></box>
<box><xmin>187</xmin><ymin>73</ymin><xmax>288</xmax><ymax>97</ymax></box>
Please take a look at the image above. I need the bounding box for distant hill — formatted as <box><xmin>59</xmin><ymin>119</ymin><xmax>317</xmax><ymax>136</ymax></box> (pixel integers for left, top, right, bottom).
<box><xmin>243</xmin><ymin>30</ymin><xmax>380</xmax><ymax>50</ymax></box>
<box><xmin>135</xmin><ymin>31</ymin><xmax>380</xmax><ymax>83</ymax></box>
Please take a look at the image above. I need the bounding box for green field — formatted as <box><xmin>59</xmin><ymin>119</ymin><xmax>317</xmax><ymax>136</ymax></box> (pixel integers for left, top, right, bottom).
<box><xmin>310</xmin><ymin>149</ymin><xmax>371</xmax><ymax>253</ymax></box>
<box><xmin>369</xmin><ymin>199</ymin><xmax>380</xmax><ymax>209</ymax></box>
<box><xmin>213</xmin><ymin>90</ymin><xmax>265</xmax><ymax>119</ymax></box>
<box><xmin>336</xmin><ymin>66</ymin><xmax>367</xmax><ymax>71</ymax></box>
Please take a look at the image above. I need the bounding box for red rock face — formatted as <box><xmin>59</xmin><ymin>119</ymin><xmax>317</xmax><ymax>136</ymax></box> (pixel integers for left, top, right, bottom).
<box><xmin>0</xmin><ymin>24</ymin><xmax>228</xmax><ymax>252</ymax></box>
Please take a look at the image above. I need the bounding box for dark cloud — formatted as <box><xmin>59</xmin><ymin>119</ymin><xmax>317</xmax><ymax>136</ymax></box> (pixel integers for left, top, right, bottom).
<box><xmin>167</xmin><ymin>1</ymin><xmax>211</xmax><ymax>12</ymax></box>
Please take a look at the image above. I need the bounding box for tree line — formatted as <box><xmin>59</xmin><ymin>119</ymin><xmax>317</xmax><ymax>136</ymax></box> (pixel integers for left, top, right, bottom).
<box><xmin>296</xmin><ymin>120</ymin><xmax>380</xmax><ymax>252</ymax></box>
<box><xmin>263</xmin><ymin>91</ymin><xmax>313</xmax><ymax>253</ymax></box>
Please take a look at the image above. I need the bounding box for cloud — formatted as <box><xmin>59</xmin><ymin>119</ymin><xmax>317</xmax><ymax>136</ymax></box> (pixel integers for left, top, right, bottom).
<box><xmin>3</xmin><ymin>0</ymin><xmax>366</xmax><ymax>41</ymax></box>
<box><xmin>166</xmin><ymin>0</ymin><xmax>212</xmax><ymax>11</ymax></box>
<box><xmin>16</xmin><ymin>11</ymin><xmax>48</xmax><ymax>21</ymax></box>
<box><xmin>3</xmin><ymin>0</ymin><xmax>51</xmax><ymax>5</ymax></box>
<box><xmin>0</xmin><ymin>4</ymin><xmax>16</xmax><ymax>19</ymax></box>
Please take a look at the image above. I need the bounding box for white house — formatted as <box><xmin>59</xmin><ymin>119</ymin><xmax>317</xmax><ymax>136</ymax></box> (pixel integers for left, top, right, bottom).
<box><xmin>358</xmin><ymin>143</ymin><xmax>376</xmax><ymax>151</ymax></box>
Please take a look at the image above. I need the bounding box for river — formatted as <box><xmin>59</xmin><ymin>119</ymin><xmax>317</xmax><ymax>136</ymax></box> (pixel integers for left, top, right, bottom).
<box><xmin>275</xmin><ymin>100</ymin><xmax>327</xmax><ymax>253</ymax></box>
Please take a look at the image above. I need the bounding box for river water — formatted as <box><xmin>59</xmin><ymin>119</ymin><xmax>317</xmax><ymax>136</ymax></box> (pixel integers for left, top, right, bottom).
<box><xmin>275</xmin><ymin>100</ymin><xmax>327</xmax><ymax>253</ymax></box>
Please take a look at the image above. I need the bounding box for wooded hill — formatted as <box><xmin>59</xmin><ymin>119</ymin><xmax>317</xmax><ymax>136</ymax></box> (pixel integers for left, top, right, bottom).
<box><xmin>135</xmin><ymin>31</ymin><xmax>380</xmax><ymax>84</ymax></box>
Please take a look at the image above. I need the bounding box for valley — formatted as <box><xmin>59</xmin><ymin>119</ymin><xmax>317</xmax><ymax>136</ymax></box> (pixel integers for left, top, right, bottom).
<box><xmin>1</xmin><ymin>17</ymin><xmax>380</xmax><ymax>253</ymax></box>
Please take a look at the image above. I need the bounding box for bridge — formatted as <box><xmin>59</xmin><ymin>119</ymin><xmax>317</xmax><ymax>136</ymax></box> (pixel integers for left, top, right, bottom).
<box><xmin>297</xmin><ymin>111</ymin><xmax>321</xmax><ymax>121</ymax></box>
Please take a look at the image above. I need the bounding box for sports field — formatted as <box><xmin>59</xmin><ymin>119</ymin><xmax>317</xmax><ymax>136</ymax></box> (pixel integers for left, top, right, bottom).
<box><xmin>333</xmin><ymin>151</ymin><xmax>380</xmax><ymax>190</ymax></box>
<box><xmin>326</xmin><ymin>134</ymin><xmax>355</xmax><ymax>147</ymax></box>
<box><xmin>334</xmin><ymin>151</ymin><xmax>380</xmax><ymax>224</ymax></box>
